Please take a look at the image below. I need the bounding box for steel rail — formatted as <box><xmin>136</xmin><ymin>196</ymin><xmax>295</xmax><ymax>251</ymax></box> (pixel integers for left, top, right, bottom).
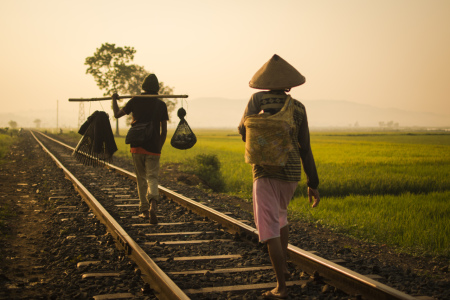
<box><xmin>287</xmin><ymin>246</ymin><xmax>417</xmax><ymax>300</ymax></box>
<box><xmin>35</xmin><ymin>131</ymin><xmax>419</xmax><ymax>300</ymax></box>
<box><xmin>31</xmin><ymin>131</ymin><xmax>190</xmax><ymax>300</ymax></box>
<box><xmin>34</xmin><ymin>132</ymin><xmax>258</xmax><ymax>236</ymax></box>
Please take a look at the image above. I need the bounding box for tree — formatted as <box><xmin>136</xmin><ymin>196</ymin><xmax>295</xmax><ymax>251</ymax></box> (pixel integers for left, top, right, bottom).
<box><xmin>8</xmin><ymin>120</ymin><xmax>18</xmax><ymax>129</ymax></box>
<box><xmin>85</xmin><ymin>43</ymin><xmax>136</xmax><ymax>136</ymax></box>
<box><xmin>85</xmin><ymin>43</ymin><xmax>176</xmax><ymax>135</ymax></box>
<box><xmin>34</xmin><ymin>119</ymin><xmax>41</xmax><ymax>128</ymax></box>
<box><xmin>85</xmin><ymin>43</ymin><xmax>136</xmax><ymax>95</ymax></box>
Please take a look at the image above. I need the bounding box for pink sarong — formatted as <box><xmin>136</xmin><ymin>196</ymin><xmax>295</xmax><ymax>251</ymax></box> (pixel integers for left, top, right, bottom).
<box><xmin>253</xmin><ymin>178</ymin><xmax>298</xmax><ymax>242</ymax></box>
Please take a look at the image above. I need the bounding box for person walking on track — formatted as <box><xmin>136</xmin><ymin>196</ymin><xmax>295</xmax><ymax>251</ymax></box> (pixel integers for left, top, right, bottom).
<box><xmin>112</xmin><ymin>73</ymin><xmax>169</xmax><ymax>225</ymax></box>
<box><xmin>238</xmin><ymin>54</ymin><xmax>320</xmax><ymax>299</ymax></box>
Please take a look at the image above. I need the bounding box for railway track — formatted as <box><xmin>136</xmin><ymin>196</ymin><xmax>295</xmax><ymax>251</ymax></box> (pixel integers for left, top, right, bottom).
<box><xmin>28</xmin><ymin>130</ymin><xmax>430</xmax><ymax>300</ymax></box>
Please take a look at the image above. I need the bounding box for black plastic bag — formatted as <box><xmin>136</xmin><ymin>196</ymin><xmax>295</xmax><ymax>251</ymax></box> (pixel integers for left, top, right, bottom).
<box><xmin>171</xmin><ymin>107</ymin><xmax>196</xmax><ymax>150</ymax></box>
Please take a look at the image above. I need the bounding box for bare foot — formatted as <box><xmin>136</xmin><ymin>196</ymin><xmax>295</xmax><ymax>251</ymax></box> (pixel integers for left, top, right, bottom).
<box><xmin>262</xmin><ymin>287</ymin><xmax>287</xmax><ymax>299</ymax></box>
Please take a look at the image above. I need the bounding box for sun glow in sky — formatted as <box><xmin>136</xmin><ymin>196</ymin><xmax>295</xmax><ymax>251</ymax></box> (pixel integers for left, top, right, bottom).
<box><xmin>1</xmin><ymin>0</ymin><xmax>449</xmax><ymax>127</ymax></box>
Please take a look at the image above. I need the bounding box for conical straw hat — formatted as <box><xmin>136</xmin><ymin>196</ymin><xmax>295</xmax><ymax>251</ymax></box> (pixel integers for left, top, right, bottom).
<box><xmin>249</xmin><ymin>54</ymin><xmax>305</xmax><ymax>90</ymax></box>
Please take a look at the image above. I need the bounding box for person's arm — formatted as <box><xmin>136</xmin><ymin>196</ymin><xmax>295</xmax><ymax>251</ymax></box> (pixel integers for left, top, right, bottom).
<box><xmin>112</xmin><ymin>93</ymin><xmax>126</xmax><ymax>119</ymax></box>
<box><xmin>160</xmin><ymin>120</ymin><xmax>167</xmax><ymax>151</ymax></box>
<box><xmin>298</xmin><ymin>109</ymin><xmax>320</xmax><ymax>207</ymax></box>
<box><xmin>308</xmin><ymin>187</ymin><xmax>320</xmax><ymax>208</ymax></box>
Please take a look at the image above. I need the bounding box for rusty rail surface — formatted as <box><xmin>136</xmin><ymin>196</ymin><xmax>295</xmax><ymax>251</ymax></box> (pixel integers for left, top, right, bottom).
<box><xmin>33</xmin><ymin>131</ymin><xmax>418</xmax><ymax>300</ymax></box>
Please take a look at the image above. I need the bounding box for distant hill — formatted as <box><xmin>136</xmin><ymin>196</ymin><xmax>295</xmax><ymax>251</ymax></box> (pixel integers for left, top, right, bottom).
<box><xmin>177</xmin><ymin>97</ymin><xmax>450</xmax><ymax>129</ymax></box>
<box><xmin>303</xmin><ymin>99</ymin><xmax>449</xmax><ymax>128</ymax></box>
<box><xmin>1</xmin><ymin>98</ymin><xmax>448</xmax><ymax>130</ymax></box>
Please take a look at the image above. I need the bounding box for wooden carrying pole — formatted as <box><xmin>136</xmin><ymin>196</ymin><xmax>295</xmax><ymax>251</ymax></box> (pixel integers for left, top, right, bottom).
<box><xmin>69</xmin><ymin>94</ymin><xmax>188</xmax><ymax>102</ymax></box>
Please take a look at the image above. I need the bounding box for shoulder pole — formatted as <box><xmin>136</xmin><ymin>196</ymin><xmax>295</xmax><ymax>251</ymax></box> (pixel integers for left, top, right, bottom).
<box><xmin>69</xmin><ymin>95</ymin><xmax>189</xmax><ymax>102</ymax></box>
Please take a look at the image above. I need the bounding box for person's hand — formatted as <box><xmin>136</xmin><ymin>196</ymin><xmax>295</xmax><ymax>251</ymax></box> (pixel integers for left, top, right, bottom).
<box><xmin>308</xmin><ymin>187</ymin><xmax>320</xmax><ymax>208</ymax></box>
<box><xmin>112</xmin><ymin>93</ymin><xmax>119</xmax><ymax>101</ymax></box>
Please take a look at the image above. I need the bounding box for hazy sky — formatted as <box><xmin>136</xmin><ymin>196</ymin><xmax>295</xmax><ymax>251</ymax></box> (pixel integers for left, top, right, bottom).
<box><xmin>1</xmin><ymin>0</ymin><xmax>449</xmax><ymax>127</ymax></box>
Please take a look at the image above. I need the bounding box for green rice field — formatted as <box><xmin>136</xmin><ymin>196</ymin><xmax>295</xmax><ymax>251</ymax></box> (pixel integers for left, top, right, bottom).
<box><xmin>77</xmin><ymin>129</ymin><xmax>450</xmax><ymax>256</ymax></box>
<box><xmin>0</xmin><ymin>133</ymin><xmax>15</xmax><ymax>162</ymax></box>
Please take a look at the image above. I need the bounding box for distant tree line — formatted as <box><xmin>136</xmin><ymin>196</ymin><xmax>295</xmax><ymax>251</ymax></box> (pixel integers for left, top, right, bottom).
<box><xmin>379</xmin><ymin>121</ymin><xmax>400</xmax><ymax>128</ymax></box>
<box><xmin>1</xmin><ymin>121</ymin><xmax>21</xmax><ymax>136</ymax></box>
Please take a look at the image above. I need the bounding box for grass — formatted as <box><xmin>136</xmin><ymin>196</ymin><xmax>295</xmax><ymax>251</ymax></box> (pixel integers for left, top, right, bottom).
<box><xmin>301</xmin><ymin>138</ymin><xmax>450</xmax><ymax>197</ymax></box>
<box><xmin>114</xmin><ymin>129</ymin><xmax>254</xmax><ymax>198</ymax></box>
<box><xmin>297</xmin><ymin>132</ymin><xmax>449</xmax><ymax>256</ymax></box>
<box><xmin>289</xmin><ymin>191</ymin><xmax>450</xmax><ymax>256</ymax></box>
<box><xmin>163</xmin><ymin>130</ymin><xmax>253</xmax><ymax>198</ymax></box>
<box><xmin>60</xmin><ymin>129</ymin><xmax>450</xmax><ymax>257</ymax></box>
<box><xmin>0</xmin><ymin>133</ymin><xmax>15</xmax><ymax>163</ymax></box>
<box><xmin>0</xmin><ymin>133</ymin><xmax>16</xmax><ymax>239</ymax></box>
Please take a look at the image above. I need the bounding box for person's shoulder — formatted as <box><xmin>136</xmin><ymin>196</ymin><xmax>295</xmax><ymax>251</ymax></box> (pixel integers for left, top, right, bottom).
<box><xmin>123</xmin><ymin>97</ymin><xmax>134</xmax><ymax>108</ymax></box>
<box><xmin>127</xmin><ymin>96</ymin><xmax>141</xmax><ymax>104</ymax></box>
<box><xmin>131</xmin><ymin>95</ymin><xmax>161</xmax><ymax>103</ymax></box>
<box><xmin>156</xmin><ymin>98</ymin><xmax>168</xmax><ymax>106</ymax></box>
<box><xmin>137</xmin><ymin>93</ymin><xmax>158</xmax><ymax>100</ymax></box>
<box><xmin>290</xmin><ymin>97</ymin><xmax>305</xmax><ymax>110</ymax></box>
<box><xmin>290</xmin><ymin>98</ymin><xmax>306</xmax><ymax>116</ymax></box>
<box><xmin>134</xmin><ymin>94</ymin><xmax>154</xmax><ymax>99</ymax></box>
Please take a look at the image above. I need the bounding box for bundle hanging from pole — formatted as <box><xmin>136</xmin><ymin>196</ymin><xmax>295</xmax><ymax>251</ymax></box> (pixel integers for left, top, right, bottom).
<box><xmin>73</xmin><ymin>111</ymin><xmax>118</xmax><ymax>166</ymax></box>
<box><xmin>171</xmin><ymin>107</ymin><xmax>197</xmax><ymax>150</ymax></box>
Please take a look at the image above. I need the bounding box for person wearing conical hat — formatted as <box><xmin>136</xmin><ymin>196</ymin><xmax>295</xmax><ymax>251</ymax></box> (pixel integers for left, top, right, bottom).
<box><xmin>112</xmin><ymin>74</ymin><xmax>168</xmax><ymax>225</ymax></box>
<box><xmin>238</xmin><ymin>54</ymin><xmax>320</xmax><ymax>299</ymax></box>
